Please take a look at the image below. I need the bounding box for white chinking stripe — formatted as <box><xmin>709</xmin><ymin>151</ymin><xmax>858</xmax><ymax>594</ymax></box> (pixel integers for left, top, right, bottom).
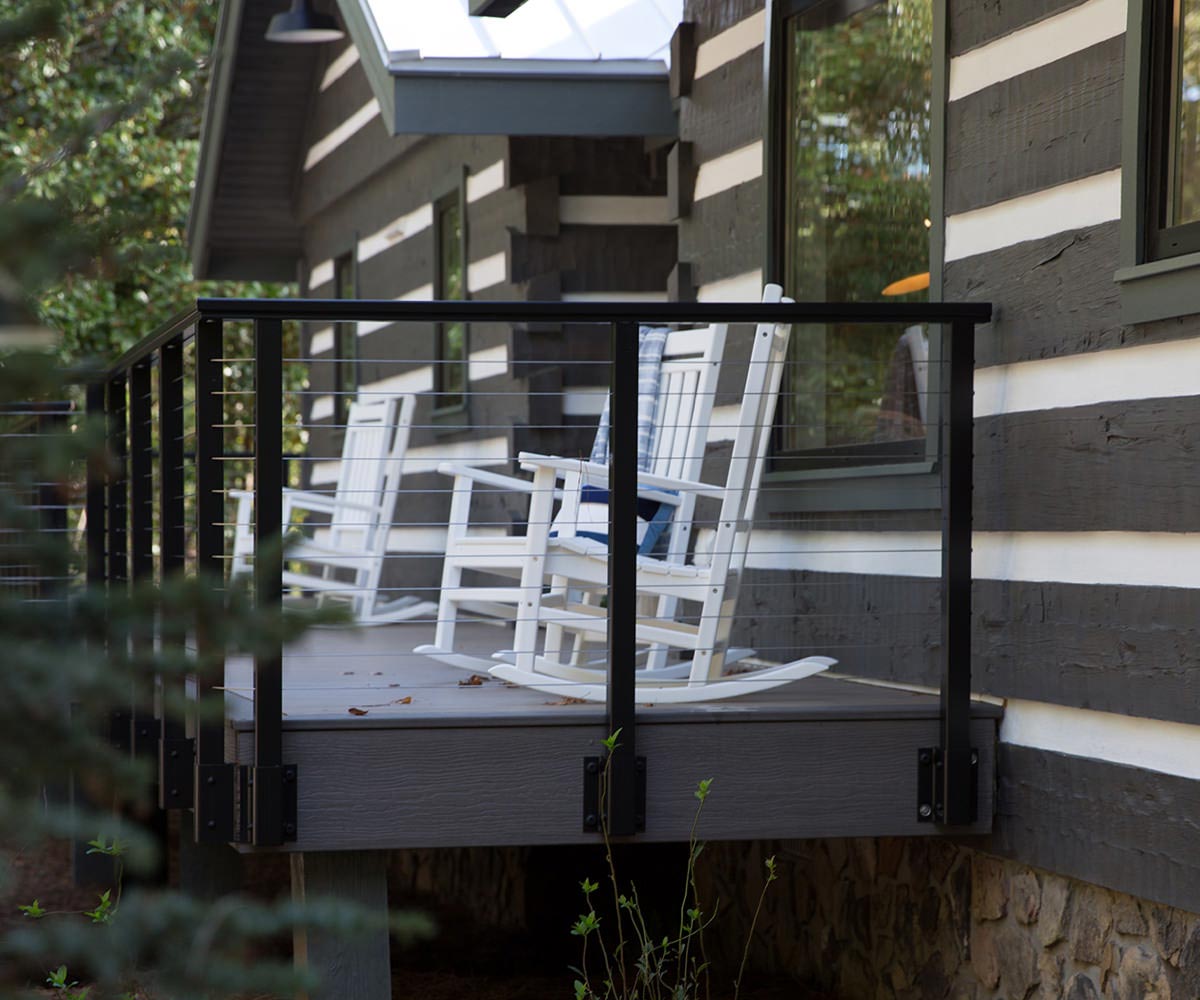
<box><xmin>466</xmin><ymin>160</ymin><xmax>506</xmax><ymax>203</ymax></box>
<box><xmin>312</xmin><ymin>435</ymin><xmax>509</xmax><ymax>483</ymax></box>
<box><xmin>693</xmin><ymin>141</ymin><xmax>763</xmax><ymax>202</ymax></box>
<box><xmin>358</xmin><ymin>203</ymin><xmax>434</xmax><ymax>262</ymax></box>
<box><xmin>694</xmin><ymin>10</ymin><xmax>767</xmax><ymax>80</ymax></box>
<box><xmin>697</xmin><ymin>269</ymin><xmax>762</xmax><ymax>302</ymax></box>
<box><xmin>948</xmin><ymin>0</ymin><xmax>1126</xmax><ymax>101</ymax></box>
<box><xmin>944</xmin><ymin>169</ymin><xmax>1121</xmax><ymax>261</ymax></box>
<box><xmin>563</xmin><ymin>389</ymin><xmax>608</xmax><ymax>416</ymax></box>
<box><xmin>309</xmin><ymin>259</ymin><xmax>334</xmax><ymax>291</ymax></box>
<box><xmin>725</xmin><ymin>529</ymin><xmax>1200</xmax><ymax>588</ymax></box>
<box><xmin>308</xmin><ymin>344</ymin><xmax>509</xmax><ymax>420</ymax></box>
<box><xmin>310</xmin><ymin>326</ymin><xmax>335</xmax><ymax>355</ymax></box>
<box><xmin>320</xmin><ymin>45</ymin><xmax>360</xmax><ymax>91</ymax></box>
<box><xmin>559</xmin><ymin>196</ymin><xmax>670</xmax><ymax>226</ymax></box>
<box><xmin>467</xmin><ymin>252</ymin><xmax>506</xmax><ymax>293</ymax></box>
<box><xmin>467</xmin><ymin>343</ymin><xmax>507</xmax><ymax>382</ymax></box>
<box><xmin>1001</xmin><ymin>699</ymin><xmax>1200</xmax><ymax>782</ymax></box>
<box><xmin>304</xmin><ymin>98</ymin><xmax>381</xmax><ymax>171</ymax></box>
<box><xmin>975</xmin><ymin>335</ymin><xmax>1200</xmax><ymax>417</ymax></box>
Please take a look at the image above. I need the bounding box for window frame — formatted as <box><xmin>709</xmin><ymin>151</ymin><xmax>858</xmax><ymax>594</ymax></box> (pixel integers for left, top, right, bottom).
<box><xmin>1116</xmin><ymin>0</ymin><xmax>1200</xmax><ymax>322</ymax></box>
<box><xmin>760</xmin><ymin>0</ymin><xmax>947</xmax><ymax>513</ymax></box>
<box><xmin>432</xmin><ymin>176</ymin><xmax>469</xmax><ymax>419</ymax></box>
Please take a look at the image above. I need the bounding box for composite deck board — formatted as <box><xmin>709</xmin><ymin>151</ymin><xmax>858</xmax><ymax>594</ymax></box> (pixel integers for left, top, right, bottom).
<box><xmin>220</xmin><ymin>622</ymin><xmax>998</xmax><ymax>849</ymax></box>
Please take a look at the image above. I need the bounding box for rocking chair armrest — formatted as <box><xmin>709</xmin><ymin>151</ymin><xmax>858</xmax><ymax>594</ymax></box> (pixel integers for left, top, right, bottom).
<box><xmin>282</xmin><ymin>489</ymin><xmax>386</xmax><ymax>518</ymax></box>
<box><xmin>622</xmin><ymin>469</ymin><xmax>725</xmax><ymax>499</ymax></box>
<box><xmin>517</xmin><ymin>453</ymin><xmax>725</xmax><ymax>500</ymax></box>
<box><xmin>437</xmin><ymin>463</ymin><xmax>535</xmax><ymax>493</ymax></box>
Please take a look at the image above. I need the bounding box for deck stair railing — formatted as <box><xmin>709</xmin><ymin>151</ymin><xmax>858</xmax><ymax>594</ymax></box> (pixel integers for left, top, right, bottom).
<box><xmin>85</xmin><ymin>297</ymin><xmax>990</xmax><ymax>845</ymax></box>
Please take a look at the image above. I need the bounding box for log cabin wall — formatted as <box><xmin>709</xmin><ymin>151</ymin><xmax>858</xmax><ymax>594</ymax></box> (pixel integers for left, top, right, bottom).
<box><xmin>292</xmin><ymin>38</ymin><xmax>677</xmax><ymax>597</ymax></box>
<box><xmin>671</xmin><ymin>0</ymin><xmax>1200</xmax><ymax>983</ymax></box>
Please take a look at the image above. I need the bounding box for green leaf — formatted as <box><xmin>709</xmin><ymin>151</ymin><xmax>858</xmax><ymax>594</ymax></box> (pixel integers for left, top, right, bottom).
<box><xmin>19</xmin><ymin>898</ymin><xmax>46</xmax><ymax>918</ymax></box>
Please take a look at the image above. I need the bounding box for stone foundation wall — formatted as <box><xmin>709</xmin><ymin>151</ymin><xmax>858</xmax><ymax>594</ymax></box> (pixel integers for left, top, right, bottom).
<box><xmin>695</xmin><ymin>838</ymin><xmax>1200</xmax><ymax>999</ymax></box>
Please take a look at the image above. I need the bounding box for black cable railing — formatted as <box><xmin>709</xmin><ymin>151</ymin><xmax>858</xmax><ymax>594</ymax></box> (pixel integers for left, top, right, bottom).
<box><xmin>86</xmin><ymin>296</ymin><xmax>990</xmax><ymax>843</ymax></box>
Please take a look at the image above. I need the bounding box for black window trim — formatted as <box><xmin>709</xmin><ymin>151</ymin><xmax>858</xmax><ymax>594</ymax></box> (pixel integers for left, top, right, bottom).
<box><xmin>1116</xmin><ymin>0</ymin><xmax>1200</xmax><ymax>323</ymax></box>
<box><xmin>760</xmin><ymin>0</ymin><xmax>946</xmax><ymax>513</ymax></box>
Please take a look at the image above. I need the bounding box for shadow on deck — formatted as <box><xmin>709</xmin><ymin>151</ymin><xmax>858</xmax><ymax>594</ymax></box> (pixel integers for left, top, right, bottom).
<box><xmin>222</xmin><ymin>621</ymin><xmax>999</xmax><ymax>851</ymax></box>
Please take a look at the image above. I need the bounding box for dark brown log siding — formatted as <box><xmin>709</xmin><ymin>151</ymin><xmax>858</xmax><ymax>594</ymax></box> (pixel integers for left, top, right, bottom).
<box><xmin>948</xmin><ymin>0</ymin><xmax>1093</xmax><ymax>56</ymax></box>
<box><xmin>946</xmin><ymin>37</ymin><xmax>1123</xmax><ymax>215</ymax></box>
<box><xmin>990</xmin><ymin>745</ymin><xmax>1200</xmax><ymax>916</ymax></box>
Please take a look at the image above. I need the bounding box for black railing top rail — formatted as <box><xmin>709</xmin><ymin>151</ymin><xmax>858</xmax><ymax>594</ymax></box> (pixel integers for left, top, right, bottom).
<box><xmin>98</xmin><ymin>297</ymin><xmax>993</xmax><ymax>380</ymax></box>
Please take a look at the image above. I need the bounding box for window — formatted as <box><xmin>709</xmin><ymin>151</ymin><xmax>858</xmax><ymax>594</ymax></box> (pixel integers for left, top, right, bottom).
<box><xmin>434</xmin><ymin>191</ymin><xmax>467</xmax><ymax>412</ymax></box>
<box><xmin>1118</xmin><ymin>0</ymin><xmax>1200</xmax><ymax>322</ymax></box>
<box><xmin>333</xmin><ymin>252</ymin><xmax>357</xmax><ymax>429</ymax></box>
<box><xmin>772</xmin><ymin>0</ymin><xmax>933</xmax><ymax>472</ymax></box>
<box><xmin>1146</xmin><ymin>0</ymin><xmax>1200</xmax><ymax>259</ymax></box>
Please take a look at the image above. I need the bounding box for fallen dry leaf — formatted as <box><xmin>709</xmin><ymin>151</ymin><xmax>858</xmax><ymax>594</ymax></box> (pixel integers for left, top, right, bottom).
<box><xmin>395</xmin><ymin>695</ymin><xmax>413</xmax><ymax>705</ymax></box>
<box><xmin>458</xmin><ymin>674</ymin><xmax>488</xmax><ymax>687</ymax></box>
<box><xmin>348</xmin><ymin>707</ymin><xmax>368</xmax><ymax>716</ymax></box>
<box><xmin>545</xmin><ymin>696</ymin><xmax>588</xmax><ymax>705</ymax></box>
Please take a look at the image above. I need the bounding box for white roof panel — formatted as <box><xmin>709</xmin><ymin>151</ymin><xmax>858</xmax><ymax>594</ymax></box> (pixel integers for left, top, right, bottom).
<box><xmin>367</xmin><ymin>0</ymin><xmax>681</xmax><ymax>64</ymax></box>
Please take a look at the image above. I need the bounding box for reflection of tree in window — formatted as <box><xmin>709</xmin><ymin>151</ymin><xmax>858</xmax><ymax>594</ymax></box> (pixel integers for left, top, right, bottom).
<box><xmin>436</xmin><ymin>195</ymin><xmax>466</xmax><ymax>411</ymax></box>
<box><xmin>334</xmin><ymin>253</ymin><xmax>356</xmax><ymax>428</ymax></box>
<box><xmin>1172</xmin><ymin>0</ymin><xmax>1200</xmax><ymax>225</ymax></box>
<box><xmin>781</xmin><ymin>0</ymin><xmax>931</xmax><ymax>457</ymax></box>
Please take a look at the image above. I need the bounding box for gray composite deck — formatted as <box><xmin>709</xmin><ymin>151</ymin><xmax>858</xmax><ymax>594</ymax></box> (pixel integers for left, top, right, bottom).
<box><xmin>222</xmin><ymin>621</ymin><xmax>999</xmax><ymax>851</ymax></box>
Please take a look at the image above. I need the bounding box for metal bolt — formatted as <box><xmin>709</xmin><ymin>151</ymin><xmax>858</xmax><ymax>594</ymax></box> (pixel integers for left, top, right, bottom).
<box><xmin>919</xmin><ymin>804</ymin><xmax>932</xmax><ymax>818</ymax></box>
<box><xmin>169</xmin><ymin>788</ymin><xmax>179</xmax><ymax>798</ymax></box>
<box><xmin>935</xmin><ymin>804</ymin><xmax>944</xmax><ymax>817</ymax></box>
<box><xmin>206</xmin><ymin>775</ymin><xmax>215</xmax><ymax>786</ymax></box>
<box><xmin>970</xmin><ymin>752</ymin><xmax>979</xmax><ymax>765</ymax></box>
<box><xmin>169</xmin><ymin>749</ymin><xmax>178</xmax><ymax>759</ymax></box>
<box><xmin>584</xmin><ymin>813</ymin><xmax>598</xmax><ymax>828</ymax></box>
<box><xmin>206</xmin><ymin>820</ymin><xmax>216</xmax><ymax>829</ymax></box>
<box><xmin>285</xmin><ymin>822</ymin><xmax>296</xmax><ymax>836</ymax></box>
<box><xmin>919</xmin><ymin>751</ymin><xmax>931</xmax><ymax>765</ymax></box>
<box><xmin>585</xmin><ymin>760</ymin><xmax>598</xmax><ymax>774</ymax></box>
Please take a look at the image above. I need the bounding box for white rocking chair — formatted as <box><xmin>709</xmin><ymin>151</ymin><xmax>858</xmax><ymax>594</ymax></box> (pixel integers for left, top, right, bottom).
<box><xmin>414</xmin><ymin>317</ymin><xmax>734</xmax><ymax>675</ymax></box>
<box><xmin>490</xmin><ymin>290</ymin><xmax>835</xmax><ymax>703</ymax></box>
<box><xmin>230</xmin><ymin>394</ymin><xmax>436</xmax><ymax>622</ymax></box>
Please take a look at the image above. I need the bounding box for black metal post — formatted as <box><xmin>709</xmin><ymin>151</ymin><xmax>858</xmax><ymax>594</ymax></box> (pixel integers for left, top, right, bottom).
<box><xmin>106</xmin><ymin>375</ymin><xmax>128</xmax><ymax>591</ymax></box>
<box><xmin>606</xmin><ymin>320</ymin><xmax>639</xmax><ymax>836</ymax></box>
<box><xmin>940</xmin><ymin>319</ymin><xmax>975</xmax><ymax>826</ymax></box>
<box><xmin>128</xmin><ymin>360</ymin><xmax>158</xmax><ymax>761</ymax></box>
<box><xmin>129</xmin><ymin>361</ymin><xmax>154</xmax><ymax>586</ymax></box>
<box><xmin>85</xmin><ymin>384</ymin><xmax>107</xmax><ymax>592</ymax></box>
<box><xmin>193</xmin><ymin>317</ymin><xmax>234</xmax><ymax>842</ymax></box>
<box><xmin>252</xmin><ymin>317</ymin><xmax>285</xmax><ymax>846</ymax></box>
<box><xmin>157</xmin><ymin>336</ymin><xmax>192</xmax><ymax>810</ymax></box>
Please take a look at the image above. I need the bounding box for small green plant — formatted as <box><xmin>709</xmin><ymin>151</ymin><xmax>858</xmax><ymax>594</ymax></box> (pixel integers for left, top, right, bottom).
<box><xmin>572</xmin><ymin>735</ymin><xmax>779</xmax><ymax>1000</ymax></box>
<box><xmin>45</xmin><ymin>964</ymin><xmax>91</xmax><ymax>998</ymax></box>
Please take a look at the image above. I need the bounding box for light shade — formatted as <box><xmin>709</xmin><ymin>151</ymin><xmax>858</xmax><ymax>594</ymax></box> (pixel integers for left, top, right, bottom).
<box><xmin>266</xmin><ymin>0</ymin><xmax>345</xmax><ymax>43</ymax></box>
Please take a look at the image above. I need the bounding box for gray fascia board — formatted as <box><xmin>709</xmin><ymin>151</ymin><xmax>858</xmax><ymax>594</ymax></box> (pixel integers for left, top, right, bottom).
<box><xmin>188</xmin><ymin>0</ymin><xmax>247</xmax><ymax>280</ymax></box>
<box><xmin>389</xmin><ymin>64</ymin><xmax>677</xmax><ymax>137</ymax></box>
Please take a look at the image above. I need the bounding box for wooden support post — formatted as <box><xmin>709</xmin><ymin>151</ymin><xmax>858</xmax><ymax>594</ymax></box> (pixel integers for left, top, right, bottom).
<box><xmin>291</xmin><ymin>851</ymin><xmax>392</xmax><ymax>1000</ymax></box>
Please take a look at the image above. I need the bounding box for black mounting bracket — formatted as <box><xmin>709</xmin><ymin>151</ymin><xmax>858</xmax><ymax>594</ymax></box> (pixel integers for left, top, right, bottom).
<box><xmin>235</xmin><ymin>763</ymin><xmax>299</xmax><ymax>845</ymax></box>
<box><xmin>158</xmin><ymin>737</ymin><xmax>194</xmax><ymax>810</ymax></box>
<box><xmin>917</xmin><ymin>746</ymin><xmax>979</xmax><ymax>825</ymax></box>
<box><xmin>582</xmin><ymin>756</ymin><xmax>646</xmax><ymax>834</ymax></box>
